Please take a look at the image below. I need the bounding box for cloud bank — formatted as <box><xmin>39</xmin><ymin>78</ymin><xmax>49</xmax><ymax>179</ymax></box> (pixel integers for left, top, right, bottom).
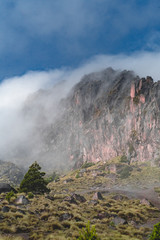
<box><xmin>0</xmin><ymin>51</ymin><xmax>160</xmax><ymax>167</ymax></box>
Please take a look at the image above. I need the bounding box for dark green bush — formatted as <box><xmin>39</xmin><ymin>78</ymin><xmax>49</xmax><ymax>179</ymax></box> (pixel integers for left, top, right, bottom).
<box><xmin>78</xmin><ymin>221</ymin><xmax>100</xmax><ymax>240</ymax></box>
<box><xmin>149</xmin><ymin>222</ymin><xmax>160</xmax><ymax>240</ymax></box>
<box><xmin>19</xmin><ymin>161</ymin><xmax>50</xmax><ymax>194</ymax></box>
<box><xmin>118</xmin><ymin>165</ymin><xmax>133</xmax><ymax>179</ymax></box>
<box><xmin>28</xmin><ymin>192</ymin><xmax>34</xmax><ymax>199</ymax></box>
<box><xmin>120</xmin><ymin>155</ymin><xmax>128</xmax><ymax>163</ymax></box>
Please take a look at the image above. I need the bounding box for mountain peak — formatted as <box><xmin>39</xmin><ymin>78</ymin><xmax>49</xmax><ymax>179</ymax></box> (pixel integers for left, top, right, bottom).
<box><xmin>3</xmin><ymin>68</ymin><xmax>160</xmax><ymax>170</ymax></box>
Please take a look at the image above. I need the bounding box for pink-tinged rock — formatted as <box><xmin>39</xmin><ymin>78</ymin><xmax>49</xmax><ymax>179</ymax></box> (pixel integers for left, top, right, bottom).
<box><xmin>130</xmin><ymin>83</ymin><xmax>135</xmax><ymax>98</ymax></box>
<box><xmin>139</xmin><ymin>94</ymin><xmax>145</xmax><ymax>104</ymax></box>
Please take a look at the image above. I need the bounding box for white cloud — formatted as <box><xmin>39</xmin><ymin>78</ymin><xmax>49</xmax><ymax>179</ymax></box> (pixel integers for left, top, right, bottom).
<box><xmin>0</xmin><ymin>0</ymin><xmax>160</xmax><ymax>55</ymax></box>
<box><xmin>0</xmin><ymin>70</ymin><xmax>68</xmax><ymax>110</ymax></box>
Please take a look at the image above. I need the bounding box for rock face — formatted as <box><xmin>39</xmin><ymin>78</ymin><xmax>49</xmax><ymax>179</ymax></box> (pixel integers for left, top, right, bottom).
<box><xmin>59</xmin><ymin>69</ymin><xmax>159</xmax><ymax>167</ymax></box>
<box><xmin>37</xmin><ymin>68</ymin><xmax>160</xmax><ymax>168</ymax></box>
<box><xmin>0</xmin><ymin>160</ymin><xmax>24</xmax><ymax>185</ymax></box>
<box><xmin>6</xmin><ymin>68</ymin><xmax>160</xmax><ymax>169</ymax></box>
<box><xmin>59</xmin><ymin>213</ymin><xmax>73</xmax><ymax>221</ymax></box>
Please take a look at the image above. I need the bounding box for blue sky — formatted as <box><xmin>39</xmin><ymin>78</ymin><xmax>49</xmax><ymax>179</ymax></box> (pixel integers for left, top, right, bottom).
<box><xmin>0</xmin><ymin>0</ymin><xmax>160</xmax><ymax>80</ymax></box>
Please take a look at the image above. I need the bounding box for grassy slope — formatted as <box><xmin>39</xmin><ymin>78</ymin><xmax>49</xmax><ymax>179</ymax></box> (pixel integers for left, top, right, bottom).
<box><xmin>0</xmin><ymin>160</ymin><xmax>160</xmax><ymax>239</ymax></box>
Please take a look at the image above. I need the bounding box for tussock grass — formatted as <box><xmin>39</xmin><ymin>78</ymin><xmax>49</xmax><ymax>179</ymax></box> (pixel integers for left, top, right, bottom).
<box><xmin>0</xmin><ymin>161</ymin><xmax>160</xmax><ymax>239</ymax></box>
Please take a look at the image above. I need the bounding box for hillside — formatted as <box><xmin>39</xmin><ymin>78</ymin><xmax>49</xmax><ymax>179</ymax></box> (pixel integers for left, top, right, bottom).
<box><xmin>1</xmin><ymin>67</ymin><xmax>160</xmax><ymax>239</ymax></box>
<box><xmin>0</xmin><ymin>161</ymin><xmax>160</xmax><ymax>239</ymax></box>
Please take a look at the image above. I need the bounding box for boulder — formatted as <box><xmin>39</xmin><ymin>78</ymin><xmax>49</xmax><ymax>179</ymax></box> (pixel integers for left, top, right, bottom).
<box><xmin>113</xmin><ymin>216</ymin><xmax>127</xmax><ymax>225</ymax></box>
<box><xmin>0</xmin><ymin>214</ymin><xmax>4</xmax><ymax>220</ymax></box>
<box><xmin>64</xmin><ymin>195</ymin><xmax>77</xmax><ymax>204</ymax></box>
<box><xmin>0</xmin><ymin>183</ymin><xmax>16</xmax><ymax>194</ymax></box>
<box><xmin>92</xmin><ymin>192</ymin><xmax>103</xmax><ymax>200</ymax></box>
<box><xmin>72</xmin><ymin>194</ymin><xmax>86</xmax><ymax>203</ymax></box>
<box><xmin>128</xmin><ymin>220</ymin><xmax>136</xmax><ymax>226</ymax></box>
<box><xmin>63</xmin><ymin>178</ymin><xmax>74</xmax><ymax>184</ymax></box>
<box><xmin>89</xmin><ymin>200</ymin><xmax>98</xmax><ymax>205</ymax></box>
<box><xmin>14</xmin><ymin>195</ymin><xmax>29</xmax><ymax>205</ymax></box>
<box><xmin>2</xmin><ymin>206</ymin><xmax>10</xmax><ymax>213</ymax></box>
<box><xmin>96</xmin><ymin>212</ymin><xmax>110</xmax><ymax>220</ymax></box>
<box><xmin>59</xmin><ymin>213</ymin><xmax>73</xmax><ymax>221</ymax></box>
<box><xmin>64</xmin><ymin>193</ymin><xmax>86</xmax><ymax>204</ymax></box>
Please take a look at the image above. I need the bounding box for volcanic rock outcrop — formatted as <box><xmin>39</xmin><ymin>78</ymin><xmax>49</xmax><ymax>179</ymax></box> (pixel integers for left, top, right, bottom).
<box><xmin>40</xmin><ymin>67</ymin><xmax>160</xmax><ymax>169</ymax></box>
<box><xmin>10</xmin><ymin>68</ymin><xmax>160</xmax><ymax>169</ymax></box>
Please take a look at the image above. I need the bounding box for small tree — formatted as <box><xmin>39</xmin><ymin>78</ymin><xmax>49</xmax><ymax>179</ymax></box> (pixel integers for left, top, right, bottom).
<box><xmin>78</xmin><ymin>221</ymin><xmax>100</xmax><ymax>240</ymax></box>
<box><xmin>149</xmin><ymin>222</ymin><xmax>160</xmax><ymax>240</ymax></box>
<box><xmin>19</xmin><ymin>161</ymin><xmax>49</xmax><ymax>194</ymax></box>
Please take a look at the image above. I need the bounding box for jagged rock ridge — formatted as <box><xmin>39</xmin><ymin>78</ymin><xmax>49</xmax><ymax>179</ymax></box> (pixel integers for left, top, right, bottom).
<box><xmin>8</xmin><ymin>68</ymin><xmax>160</xmax><ymax>169</ymax></box>
<box><xmin>52</xmin><ymin>68</ymin><xmax>160</xmax><ymax>168</ymax></box>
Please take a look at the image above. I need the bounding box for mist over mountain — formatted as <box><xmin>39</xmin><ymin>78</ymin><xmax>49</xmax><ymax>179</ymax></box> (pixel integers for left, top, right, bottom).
<box><xmin>1</xmin><ymin>67</ymin><xmax>160</xmax><ymax>171</ymax></box>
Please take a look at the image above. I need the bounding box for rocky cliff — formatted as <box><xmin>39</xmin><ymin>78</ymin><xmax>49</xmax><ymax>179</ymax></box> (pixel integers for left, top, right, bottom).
<box><xmin>0</xmin><ymin>160</ymin><xmax>24</xmax><ymax>185</ymax></box>
<box><xmin>10</xmin><ymin>68</ymin><xmax>160</xmax><ymax>170</ymax></box>
<box><xmin>49</xmin><ymin>67</ymin><xmax>160</xmax><ymax>168</ymax></box>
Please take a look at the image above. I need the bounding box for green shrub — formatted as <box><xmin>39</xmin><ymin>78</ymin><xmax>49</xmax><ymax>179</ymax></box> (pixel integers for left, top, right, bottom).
<box><xmin>120</xmin><ymin>155</ymin><xmax>128</xmax><ymax>163</ymax></box>
<box><xmin>6</xmin><ymin>191</ymin><xmax>15</xmax><ymax>202</ymax></box>
<box><xmin>118</xmin><ymin>165</ymin><xmax>133</xmax><ymax>179</ymax></box>
<box><xmin>78</xmin><ymin>221</ymin><xmax>100</xmax><ymax>240</ymax></box>
<box><xmin>19</xmin><ymin>161</ymin><xmax>50</xmax><ymax>194</ymax></box>
<box><xmin>81</xmin><ymin>162</ymin><xmax>95</xmax><ymax>169</ymax></box>
<box><xmin>28</xmin><ymin>192</ymin><xmax>34</xmax><ymax>199</ymax></box>
<box><xmin>76</xmin><ymin>171</ymin><xmax>80</xmax><ymax>178</ymax></box>
<box><xmin>149</xmin><ymin>222</ymin><xmax>160</xmax><ymax>240</ymax></box>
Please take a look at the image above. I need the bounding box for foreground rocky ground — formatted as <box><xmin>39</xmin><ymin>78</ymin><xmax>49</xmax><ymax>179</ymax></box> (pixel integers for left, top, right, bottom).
<box><xmin>1</xmin><ymin>159</ymin><xmax>160</xmax><ymax>239</ymax></box>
